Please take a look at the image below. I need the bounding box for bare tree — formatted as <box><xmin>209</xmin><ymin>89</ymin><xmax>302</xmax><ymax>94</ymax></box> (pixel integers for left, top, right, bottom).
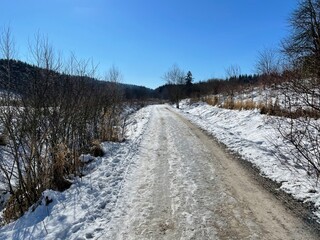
<box><xmin>254</xmin><ymin>47</ymin><xmax>281</xmax><ymax>108</ymax></box>
<box><xmin>223</xmin><ymin>65</ymin><xmax>242</xmax><ymax>108</ymax></box>
<box><xmin>0</xmin><ymin>32</ymin><xmax>97</xmax><ymax>221</ymax></box>
<box><xmin>0</xmin><ymin>26</ymin><xmax>20</xmax><ymax>217</ymax></box>
<box><xmin>0</xmin><ymin>26</ymin><xmax>16</xmax><ymax>92</ymax></box>
<box><xmin>163</xmin><ymin>64</ymin><xmax>185</xmax><ymax>108</ymax></box>
<box><xmin>280</xmin><ymin>0</ymin><xmax>320</xmax><ymax>114</ymax></box>
<box><xmin>163</xmin><ymin>64</ymin><xmax>185</xmax><ymax>85</ymax></box>
<box><xmin>102</xmin><ymin>65</ymin><xmax>124</xmax><ymax>141</ymax></box>
<box><xmin>225</xmin><ymin>64</ymin><xmax>241</xmax><ymax>79</ymax></box>
<box><xmin>282</xmin><ymin>0</ymin><xmax>320</xmax><ymax>77</ymax></box>
<box><xmin>275</xmin><ymin>0</ymin><xmax>320</xmax><ymax>180</ymax></box>
<box><xmin>255</xmin><ymin>48</ymin><xmax>280</xmax><ymax>76</ymax></box>
<box><xmin>0</xmin><ymin>26</ymin><xmax>16</xmax><ymax>62</ymax></box>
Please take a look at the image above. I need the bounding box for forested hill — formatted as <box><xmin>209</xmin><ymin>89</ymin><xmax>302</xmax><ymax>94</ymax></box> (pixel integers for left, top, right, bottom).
<box><xmin>0</xmin><ymin>59</ymin><xmax>266</xmax><ymax>102</ymax></box>
<box><xmin>0</xmin><ymin>59</ymin><xmax>157</xmax><ymax>100</ymax></box>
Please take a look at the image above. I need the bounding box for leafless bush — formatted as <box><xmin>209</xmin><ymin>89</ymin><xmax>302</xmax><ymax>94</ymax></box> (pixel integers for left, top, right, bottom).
<box><xmin>203</xmin><ymin>95</ymin><xmax>220</xmax><ymax>106</ymax></box>
<box><xmin>100</xmin><ymin>66</ymin><xmax>124</xmax><ymax>142</ymax></box>
<box><xmin>274</xmin><ymin>0</ymin><xmax>320</xmax><ymax>180</ymax></box>
<box><xmin>0</xmin><ymin>30</ymin><xmax>125</xmax><ymax>222</ymax></box>
<box><xmin>255</xmin><ymin>48</ymin><xmax>280</xmax><ymax>76</ymax></box>
<box><xmin>223</xmin><ymin>99</ymin><xmax>263</xmax><ymax>111</ymax></box>
<box><xmin>90</xmin><ymin>140</ymin><xmax>104</xmax><ymax>157</ymax></box>
<box><xmin>232</xmin><ymin>100</ymin><xmax>243</xmax><ymax>110</ymax></box>
<box><xmin>225</xmin><ymin>64</ymin><xmax>241</xmax><ymax>79</ymax></box>
<box><xmin>275</xmin><ymin>116</ymin><xmax>320</xmax><ymax>179</ymax></box>
<box><xmin>222</xmin><ymin>96</ymin><xmax>234</xmax><ymax>109</ymax></box>
<box><xmin>242</xmin><ymin>99</ymin><xmax>257</xmax><ymax>110</ymax></box>
<box><xmin>0</xmin><ymin>134</ymin><xmax>7</xmax><ymax>146</ymax></box>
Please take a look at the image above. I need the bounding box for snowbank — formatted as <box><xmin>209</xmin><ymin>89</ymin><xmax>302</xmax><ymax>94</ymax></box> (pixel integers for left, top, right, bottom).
<box><xmin>0</xmin><ymin>105</ymin><xmax>153</xmax><ymax>240</ymax></box>
<box><xmin>178</xmin><ymin>100</ymin><xmax>320</xmax><ymax>221</ymax></box>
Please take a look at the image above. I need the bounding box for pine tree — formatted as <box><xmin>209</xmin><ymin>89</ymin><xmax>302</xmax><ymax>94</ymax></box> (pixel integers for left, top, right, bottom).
<box><xmin>185</xmin><ymin>71</ymin><xmax>193</xmax><ymax>86</ymax></box>
<box><xmin>185</xmin><ymin>71</ymin><xmax>193</xmax><ymax>97</ymax></box>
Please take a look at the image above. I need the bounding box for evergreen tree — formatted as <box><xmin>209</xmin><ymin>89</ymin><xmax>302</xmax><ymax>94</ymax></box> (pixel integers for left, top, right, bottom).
<box><xmin>185</xmin><ymin>71</ymin><xmax>193</xmax><ymax>97</ymax></box>
<box><xmin>185</xmin><ymin>71</ymin><xmax>193</xmax><ymax>86</ymax></box>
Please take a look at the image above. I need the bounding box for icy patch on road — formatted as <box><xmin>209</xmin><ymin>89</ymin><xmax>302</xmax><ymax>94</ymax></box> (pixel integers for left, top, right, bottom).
<box><xmin>0</xmin><ymin>106</ymin><xmax>153</xmax><ymax>240</ymax></box>
<box><xmin>178</xmin><ymin>100</ymin><xmax>320</xmax><ymax>221</ymax></box>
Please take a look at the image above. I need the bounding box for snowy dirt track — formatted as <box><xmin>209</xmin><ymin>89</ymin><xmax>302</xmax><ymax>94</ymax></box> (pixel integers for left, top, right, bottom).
<box><xmin>0</xmin><ymin>104</ymin><xmax>318</xmax><ymax>240</ymax></box>
<box><xmin>104</xmin><ymin>105</ymin><xmax>318</xmax><ymax>240</ymax></box>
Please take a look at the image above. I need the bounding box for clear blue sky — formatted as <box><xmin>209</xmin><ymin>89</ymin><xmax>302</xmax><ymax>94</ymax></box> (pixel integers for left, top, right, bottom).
<box><xmin>0</xmin><ymin>0</ymin><xmax>297</xmax><ymax>89</ymax></box>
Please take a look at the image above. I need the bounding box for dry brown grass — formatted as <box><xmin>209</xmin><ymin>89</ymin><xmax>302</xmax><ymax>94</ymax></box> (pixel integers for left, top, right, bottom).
<box><xmin>233</xmin><ymin>100</ymin><xmax>243</xmax><ymax>110</ymax></box>
<box><xmin>222</xmin><ymin>96</ymin><xmax>234</xmax><ymax>109</ymax></box>
<box><xmin>3</xmin><ymin>190</ymin><xmax>29</xmax><ymax>223</ymax></box>
<box><xmin>243</xmin><ymin>99</ymin><xmax>257</xmax><ymax>110</ymax></box>
<box><xmin>220</xmin><ymin>97</ymin><xmax>282</xmax><ymax>115</ymax></box>
<box><xmin>204</xmin><ymin>96</ymin><xmax>220</xmax><ymax>106</ymax></box>
<box><xmin>52</xmin><ymin>143</ymin><xmax>73</xmax><ymax>191</ymax></box>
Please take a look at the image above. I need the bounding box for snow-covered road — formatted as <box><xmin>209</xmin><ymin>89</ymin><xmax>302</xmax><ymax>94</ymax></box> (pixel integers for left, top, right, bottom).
<box><xmin>0</xmin><ymin>104</ymin><xmax>318</xmax><ymax>239</ymax></box>
<box><xmin>104</xmin><ymin>105</ymin><xmax>318</xmax><ymax>240</ymax></box>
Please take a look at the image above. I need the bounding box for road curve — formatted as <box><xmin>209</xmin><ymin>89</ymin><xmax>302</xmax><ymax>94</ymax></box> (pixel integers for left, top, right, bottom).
<box><xmin>105</xmin><ymin>105</ymin><xmax>318</xmax><ymax>240</ymax></box>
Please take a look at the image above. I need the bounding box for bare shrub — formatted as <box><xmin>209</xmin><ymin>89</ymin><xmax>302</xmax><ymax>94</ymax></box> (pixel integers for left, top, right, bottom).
<box><xmin>0</xmin><ymin>30</ymin><xmax>125</xmax><ymax>222</ymax></box>
<box><xmin>225</xmin><ymin>64</ymin><xmax>241</xmax><ymax>80</ymax></box>
<box><xmin>189</xmin><ymin>97</ymin><xmax>200</xmax><ymax>104</ymax></box>
<box><xmin>243</xmin><ymin>99</ymin><xmax>257</xmax><ymax>110</ymax></box>
<box><xmin>204</xmin><ymin>95</ymin><xmax>219</xmax><ymax>106</ymax></box>
<box><xmin>230</xmin><ymin>99</ymin><xmax>257</xmax><ymax>111</ymax></box>
<box><xmin>257</xmin><ymin>101</ymin><xmax>268</xmax><ymax>114</ymax></box>
<box><xmin>90</xmin><ymin>140</ymin><xmax>104</xmax><ymax>157</ymax></box>
<box><xmin>234</xmin><ymin>100</ymin><xmax>245</xmax><ymax>110</ymax></box>
<box><xmin>3</xmin><ymin>190</ymin><xmax>29</xmax><ymax>222</ymax></box>
<box><xmin>222</xmin><ymin>96</ymin><xmax>234</xmax><ymax>109</ymax></box>
<box><xmin>273</xmin><ymin>0</ymin><xmax>320</xmax><ymax>180</ymax></box>
<box><xmin>0</xmin><ymin>134</ymin><xmax>7</xmax><ymax>146</ymax></box>
<box><xmin>274</xmin><ymin>116</ymin><xmax>320</xmax><ymax>179</ymax></box>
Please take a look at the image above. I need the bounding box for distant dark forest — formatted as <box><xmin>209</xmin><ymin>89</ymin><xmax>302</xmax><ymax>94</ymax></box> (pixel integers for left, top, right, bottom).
<box><xmin>0</xmin><ymin>59</ymin><xmax>156</xmax><ymax>101</ymax></box>
<box><xmin>155</xmin><ymin>73</ymin><xmax>266</xmax><ymax>103</ymax></box>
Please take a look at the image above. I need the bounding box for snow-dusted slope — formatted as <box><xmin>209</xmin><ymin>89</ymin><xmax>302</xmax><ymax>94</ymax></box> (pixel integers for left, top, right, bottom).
<box><xmin>178</xmin><ymin>99</ymin><xmax>320</xmax><ymax>220</ymax></box>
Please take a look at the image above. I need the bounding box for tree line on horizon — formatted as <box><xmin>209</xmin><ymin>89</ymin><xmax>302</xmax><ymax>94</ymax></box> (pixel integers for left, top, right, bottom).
<box><xmin>0</xmin><ymin>58</ymin><xmax>270</xmax><ymax>105</ymax></box>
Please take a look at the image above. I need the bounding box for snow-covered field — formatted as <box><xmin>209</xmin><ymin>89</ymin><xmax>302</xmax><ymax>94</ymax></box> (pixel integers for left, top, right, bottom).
<box><xmin>0</xmin><ymin>106</ymin><xmax>153</xmax><ymax>240</ymax></box>
<box><xmin>178</xmin><ymin>99</ymin><xmax>320</xmax><ymax>220</ymax></box>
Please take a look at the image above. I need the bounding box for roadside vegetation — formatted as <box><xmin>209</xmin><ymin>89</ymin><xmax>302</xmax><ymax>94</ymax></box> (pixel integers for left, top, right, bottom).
<box><xmin>0</xmin><ymin>29</ymin><xmax>154</xmax><ymax>223</ymax></box>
